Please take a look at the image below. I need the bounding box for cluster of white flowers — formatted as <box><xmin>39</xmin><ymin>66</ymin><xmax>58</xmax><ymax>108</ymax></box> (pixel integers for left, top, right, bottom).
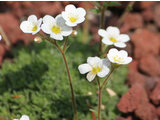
<box><xmin>78</xmin><ymin>27</ymin><xmax>132</xmax><ymax>82</ymax></box>
<box><xmin>20</xmin><ymin>4</ymin><xmax>86</xmax><ymax>41</ymax></box>
<box><xmin>14</xmin><ymin>115</ymin><xmax>29</xmax><ymax>120</ymax></box>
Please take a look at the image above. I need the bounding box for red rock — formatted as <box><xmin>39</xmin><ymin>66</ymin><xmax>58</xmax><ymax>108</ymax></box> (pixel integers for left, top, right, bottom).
<box><xmin>142</xmin><ymin>8</ymin><xmax>153</xmax><ymax>22</ymax></box>
<box><xmin>127</xmin><ymin>70</ymin><xmax>146</xmax><ymax>87</ymax></box>
<box><xmin>156</xmin><ymin>107</ymin><xmax>160</xmax><ymax>116</ymax></box>
<box><xmin>135</xmin><ymin>102</ymin><xmax>158</xmax><ymax>120</ymax></box>
<box><xmin>145</xmin><ymin>77</ymin><xmax>158</xmax><ymax>94</ymax></box>
<box><xmin>128</xmin><ymin>60</ymin><xmax>138</xmax><ymax>72</ymax></box>
<box><xmin>150</xmin><ymin>82</ymin><xmax>160</xmax><ymax>105</ymax></box>
<box><xmin>117</xmin><ymin>84</ymin><xmax>148</xmax><ymax>113</ymax></box>
<box><xmin>116</xmin><ymin>116</ymin><xmax>132</xmax><ymax>120</ymax></box>
<box><xmin>35</xmin><ymin>2</ymin><xmax>63</xmax><ymax>16</ymax></box>
<box><xmin>120</xmin><ymin>13</ymin><xmax>143</xmax><ymax>33</ymax></box>
<box><xmin>131</xmin><ymin>29</ymin><xmax>160</xmax><ymax>59</ymax></box>
<box><xmin>140</xmin><ymin>1</ymin><xmax>155</xmax><ymax>9</ymax></box>
<box><xmin>153</xmin><ymin>4</ymin><xmax>160</xmax><ymax>27</ymax></box>
<box><xmin>139</xmin><ymin>55</ymin><xmax>160</xmax><ymax>76</ymax></box>
<box><xmin>146</xmin><ymin>24</ymin><xmax>158</xmax><ymax>33</ymax></box>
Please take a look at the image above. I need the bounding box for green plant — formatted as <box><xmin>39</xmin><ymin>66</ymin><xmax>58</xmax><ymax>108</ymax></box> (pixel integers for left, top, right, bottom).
<box><xmin>0</xmin><ymin>31</ymin><xmax>128</xmax><ymax>120</ymax></box>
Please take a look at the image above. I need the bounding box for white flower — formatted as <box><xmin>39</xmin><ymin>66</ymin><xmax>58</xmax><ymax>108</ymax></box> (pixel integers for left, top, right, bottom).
<box><xmin>62</xmin><ymin>4</ymin><xmax>86</xmax><ymax>27</ymax></box>
<box><xmin>41</xmin><ymin>14</ymin><xmax>72</xmax><ymax>40</ymax></box>
<box><xmin>107</xmin><ymin>48</ymin><xmax>132</xmax><ymax>65</ymax></box>
<box><xmin>20</xmin><ymin>15</ymin><xmax>42</xmax><ymax>35</ymax></box>
<box><xmin>78</xmin><ymin>56</ymin><xmax>110</xmax><ymax>82</ymax></box>
<box><xmin>0</xmin><ymin>35</ymin><xmax>2</xmax><ymax>40</ymax></box>
<box><xmin>98</xmin><ymin>26</ymin><xmax>130</xmax><ymax>48</ymax></box>
<box><xmin>14</xmin><ymin>115</ymin><xmax>29</xmax><ymax>120</ymax></box>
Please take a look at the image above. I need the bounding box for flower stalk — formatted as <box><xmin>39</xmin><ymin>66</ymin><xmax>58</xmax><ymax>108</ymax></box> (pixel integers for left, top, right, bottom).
<box><xmin>117</xmin><ymin>1</ymin><xmax>135</xmax><ymax>27</ymax></box>
<box><xmin>99</xmin><ymin>5</ymin><xmax>106</xmax><ymax>56</ymax></box>
<box><xmin>44</xmin><ymin>37</ymin><xmax>78</xmax><ymax>120</ymax></box>
<box><xmin>97</xmin><ymin>68</ymin><xmax>114</xmax><ymax>120</ymax></box>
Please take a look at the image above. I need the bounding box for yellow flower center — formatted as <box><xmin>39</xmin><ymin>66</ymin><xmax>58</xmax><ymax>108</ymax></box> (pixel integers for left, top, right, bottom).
<box><xmin>52</xmin><ymin>25</ymin><xmax>61</xmax><ymax>34</ymax></box>
<box><xmin>70</xmin><ymin>17</ymin><xmax>77</xmax><ymax>23</ymax></box>
<box><xmin>113</xmin><ymin>55</ymin><xmax>124</xmax><ymax>63</ymax></box>
<box><xmin>110</xmin><ymin>37</ymin><xmax>117</xmax><ymax>42</ymax></box>
<box><xmin>32</xmin><ymin>25</ymin><xmax>37</xmax><ymax>31</ymax></box>
<box><xmin>91</xmin><ymin>66</ymin><xmax>101</xmax><ymax>74</ymax></box>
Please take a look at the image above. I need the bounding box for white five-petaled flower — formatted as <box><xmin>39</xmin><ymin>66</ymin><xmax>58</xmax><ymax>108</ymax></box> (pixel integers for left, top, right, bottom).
<box><xmin>78</xmin><ymin>56</ymin><xmax>110</xmax><ymax>82</ymax></box>
<box><xmin>98</xmin><ymin>26</ymin><xmax>130</xmax><ymax>48</ymax></box>
<box><xmin>41</xmin><ymin>15</ymin><xmax>72</xmax><ymax>40</ymax></box>
<box><xmin>107</xmin><ymin>48</ymin><xmax>132</xmax><ymax>65</ymax></box>
<box><xmin>14</xmin><ymin>115</ymin><xmax>29</xmax><ymax>120</ymax></box>
<box><xmin>20</xmin><ymin>15</ymin><xmax>42</xmax><ymax>35</ymax></box>
<box><xmin>62</xmin><ymin>4</ymin><xmax>86</xmax><ymax>27</ymax></box>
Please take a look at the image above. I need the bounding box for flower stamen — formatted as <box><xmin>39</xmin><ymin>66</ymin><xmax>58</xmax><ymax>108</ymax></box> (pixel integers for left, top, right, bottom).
<box><xmin>52</xmin><ymin>25</ymin><xmax>61</xmax><ymax>34</ymax></box>
<box><xmin>69</xmin><ymin>17</ymin><xmax>77</xmax><ymax>23</ymax></box>
<box><xmin>91</xmin><ymin>66</ymin><xmax>101</xmax><ymax>74</ymax></box>
<box><xmin>32</xmin><ymin>25</ymin><xmax>38</xmax><ymax>31</ymax></box>
<box><xmin>109</xmin><ymin>37</ymin><xmax>117</xmax><ymax>42</ymax></box>
<box><xmin>113</xmin><ymin>55</ymin><xmax>124</xmax><ymax>63</ymax></box>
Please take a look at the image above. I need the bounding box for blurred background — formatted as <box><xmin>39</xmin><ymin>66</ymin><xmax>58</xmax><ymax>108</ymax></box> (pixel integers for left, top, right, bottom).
<box><xmin>0</xmin><ymin>1</ymin><xmax>160</xmax><ymax>120</ymax></box>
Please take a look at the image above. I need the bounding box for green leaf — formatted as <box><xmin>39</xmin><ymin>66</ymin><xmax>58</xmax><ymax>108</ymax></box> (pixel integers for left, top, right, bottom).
<box><xmin>103</xmin><ymin>1</ymin><xmax>121</xmax><ymax>7</ymax></box>
<box><xmin>93</xmin><ymin>1</ymin><xmax>101</xmax><ymax>7</ymax></box>
<box><xmin>90</xmin><ymin>8</ymin><xmax>101</xmax><ymax>14</ymax></box>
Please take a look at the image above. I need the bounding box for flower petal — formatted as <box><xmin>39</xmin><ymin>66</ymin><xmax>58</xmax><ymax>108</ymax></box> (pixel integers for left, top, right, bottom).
<box><xmin>20</xmin><ymin>21</ymin><xmax>33</xmax><ymax>33</ymax></box>
<box><xmin>98</xmin><ymin>29</ymin><xmax>108</xmax><ymax>38</ymax></box>
<box><xmin>50</xmin><ymin>33</ymin><xmax>63</xmax><ymax>40</ymax></box>
<box><xmin>102</xmin><ymin>38</ymin><xmax>113</xmax><ymax>45</ymax></box>
<box><xmin>106</xmin><ymin>26</ymin><xmax>120</xmax><ymax>36</ymax></box>
<box><xmin>65</xmin><ymin>21</ymin><xmax>77</xmax><ymax>27</ymax></box>
<box><xmin>78</xmin><ymin>64</ymin><xmax>92</xmax><ymax>74</ymax></box>
<box><xmin>76</xmin><ymin>17</ymin><xmax>85</xmax><ymax>24</ymax></box>
<box><xmin>20</xmin><ymin>115</ymin><xmax>30</xmax><ymax>120</ymax></box>
<box><xmin>108</xmin><ymin>48</ymin><xmax>118</xmax><ymax>55</ymax></box>
<box><xmin>43</xmin><ymin>15</ymin><xmax>55</xmax><ymax>25</ymax></box>
<box><xmin>114</xmin><ymin>42</ymin><xmax>126</xmax><ymax>48</ymax></box>
<box><xmin>65</xmin><ymin>4</ymin><xmax>76</xmax><ymax>12</ymax></box>
<box><xmin>117</xmin><ymin>34</ymin><xmax>130</xmax><ymax>42</ymax></box>
<box><xmin>28</xmin><ymin>15</ymin><xmax>37</xmax><ymax>23</ymax></box>
<box><xmin>87</xmin><ymin>56</ymin><xmax>101</xmax><ymax>67</ymax></box>
<box><xmin>107</xmin><ymin>48</ymin><xmax>118</xmax><ymax>63</ymax></box>
<box><xmin>102</xmin><ymin>58</ymin><xmax>111</xmax><ymax>67</ymax></box>
<box><xmin>86</xmin><ymin>72</ymin><xmax>96</xmax><ymax>82</ymax></box>
<box><xmin>119</xmin><ymin>50</ymin><xmax>128</xmax><ymax>58</ymax></box>
<box><xmin>37</xmin><ymin>18</ymin><xmax>42</xmax><ymax>27</ymax></box>
<box><xmin>0</xmin><ymin>35</ymin><xmax>2</xmax><ymax>40</ymax></box>
<box><xmin>77</xmin><ymin>8</ymin><xmax>86</xmax><ymax>16</ymax></box>
<box><xmin>41</xmin><ymin>24</ymin><xmax>52</xmax><ymax>34</ymax></box>
<box><xmin>61</xmin><ymin>28</ymin><xmax>72</xmax><ymax>36</ymax></box>
<box><xmin>97</xmin><ymin>66</ymin><xmax>110</xmax><ymax>78</ymax></box>
<box><xmin>123</xmin><ymin>57</ymin><xmax>132</xmax><ymax>64</ymax></box>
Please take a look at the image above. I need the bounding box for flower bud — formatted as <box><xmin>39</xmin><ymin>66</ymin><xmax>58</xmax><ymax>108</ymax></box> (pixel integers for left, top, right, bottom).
<box><xmin>72</xmin><ymin>30</ymin><xmax>78</xmax><ymax>36</ymax></box>
<box><xmin>34</xmin><ymin>36</ymin><xmax>42</xmax><ymax>43</ymax></box>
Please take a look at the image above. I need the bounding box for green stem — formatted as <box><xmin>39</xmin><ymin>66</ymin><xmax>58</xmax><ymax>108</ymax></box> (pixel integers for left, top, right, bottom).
<box><xmin>99</xmin><ymin>6</ymin><xmax>106</xmax><ymax>56</ymax></box>
<box><xmin>100</xmin><ymin>68</ymin><xmax>114</xmax><ymax>90</ymax></box>
<box><xmin>63</xmin><ymin>36</ymin><xmax>69</xmax><ymax>51</ymax></box>
<box><xmin>97</xmin><ymin>78</ymin><xmax>101</xmax><ymax>120</ymax></box>
<box><xmin>45</xmin><ymin>38</ymin><xmax>78</xmax><ymax>120</ymax></box>
<box><xmin>117</xmin><ymin>1</ymin><xmax>135</xmax><ymax>27</ymax></box>
<box><xmin>97</xmin><ymin>68</ymin><xmax>114</xmax><ymax>120</ymax></box>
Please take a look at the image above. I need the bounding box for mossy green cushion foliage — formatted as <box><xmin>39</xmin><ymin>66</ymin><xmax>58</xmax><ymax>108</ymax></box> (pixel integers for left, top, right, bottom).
<box><xmin>0</xmin><ymin>31</ymin><xmax>128</xmax><ymax>120</ymax></box>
